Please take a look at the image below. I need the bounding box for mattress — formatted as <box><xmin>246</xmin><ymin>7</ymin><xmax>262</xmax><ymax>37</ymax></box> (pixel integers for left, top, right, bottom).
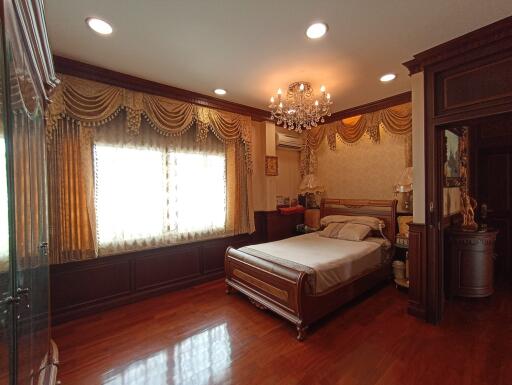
<box><xmin>238</xmin><ymin>233</ymin><xmax>388</xmax><ymax>294</ymax></box>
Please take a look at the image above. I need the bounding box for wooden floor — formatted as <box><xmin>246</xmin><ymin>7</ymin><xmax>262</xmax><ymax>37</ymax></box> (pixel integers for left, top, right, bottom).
<box><xmin>53</xmin><ymin>279</ymin><xmax>512</xmax><ymax>385</ymax></box>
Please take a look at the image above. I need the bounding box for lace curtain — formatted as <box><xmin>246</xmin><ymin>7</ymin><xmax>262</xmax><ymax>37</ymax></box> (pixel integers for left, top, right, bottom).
<box><xmin>94</xmin><ymin>115</ymin><xmax>228</xmax><ymax>255</ymax></box>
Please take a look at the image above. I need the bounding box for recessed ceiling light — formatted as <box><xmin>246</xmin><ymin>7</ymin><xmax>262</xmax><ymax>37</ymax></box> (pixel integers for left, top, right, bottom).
<box><xmin>86</xmin><ymin>17</ymin><xmax>113</xmax><ymax>35</ymax></box>
<box><xmin>306</xmin><ymin>22</ymin><xmax>328</xmax><ymax>39</ymax></box>
<box><xmin>380</xmin><ymin>73</ymin><xmax>397</xmax><ymax>82</ymax></box>
<box><xmin>214</xmin><ymin>88</ymin><xmax>227</xmax><ymax>95</ymax></box>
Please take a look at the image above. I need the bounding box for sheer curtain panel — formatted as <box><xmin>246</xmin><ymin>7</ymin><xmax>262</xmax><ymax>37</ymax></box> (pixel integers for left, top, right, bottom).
<box><xmin>93</xmin><ymin>115</ymin><xmax>228</xmax><ymax>255</ymax></box>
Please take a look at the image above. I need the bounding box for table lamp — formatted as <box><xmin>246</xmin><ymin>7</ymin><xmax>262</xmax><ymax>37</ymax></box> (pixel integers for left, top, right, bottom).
<box><xmin>394</xmin><ymin>167</ymin><xmax>413</xmax><ymax>211</ymax></box>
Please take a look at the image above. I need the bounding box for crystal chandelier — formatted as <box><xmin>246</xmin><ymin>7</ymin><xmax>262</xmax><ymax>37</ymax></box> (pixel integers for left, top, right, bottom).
<box><xmin>269</xmin><ymin>81</ymin><xmax>332</xmax><ymax>133</ymax></box>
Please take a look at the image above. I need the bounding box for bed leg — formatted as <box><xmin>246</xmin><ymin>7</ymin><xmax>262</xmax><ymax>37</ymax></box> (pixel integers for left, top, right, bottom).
<box><xmin>296</xmin><ymin>325</ymin><xmax>308</xmax><ymax>341</ymax></box>
<box><xmin>225</xmin><ymin>283</ymin><xmax>234</xmax><ymax>295</ymax></box>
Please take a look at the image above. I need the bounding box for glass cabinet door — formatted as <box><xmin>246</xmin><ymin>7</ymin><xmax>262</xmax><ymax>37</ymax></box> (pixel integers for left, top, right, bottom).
<box><xmin>4</xmin><ymin>3</ymin><xmax>50</xmax><ymax>384</ymax></box>
<box><xmin>0</xmin><ymin>25</ymin><xmax>12</xmax><ymax>384</ymax></box>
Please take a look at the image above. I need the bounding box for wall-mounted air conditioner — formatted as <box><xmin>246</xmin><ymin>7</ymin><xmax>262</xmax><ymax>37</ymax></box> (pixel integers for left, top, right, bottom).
<box><xmin>276</xmin><ymin>132</ymin><xmax>304</xmax><ymax>150</ymax></box>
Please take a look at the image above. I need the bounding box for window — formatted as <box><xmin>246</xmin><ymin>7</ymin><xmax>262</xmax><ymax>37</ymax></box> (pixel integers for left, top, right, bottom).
<box><xmin>94</xmin><ymin>143</ymin><xmax>226</xmax><ymax>254</ymax></box>
<box><xmin>169</xmin><ymin>152</ymin><xmax>226</xmax><ymax>235</ymax></box>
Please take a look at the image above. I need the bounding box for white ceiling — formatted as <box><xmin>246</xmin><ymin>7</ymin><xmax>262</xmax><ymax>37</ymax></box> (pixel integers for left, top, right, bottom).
<box><xmin>45</xmin><ymin>0</ymin><xmax>512</xmax><ymax>112</ymax></box>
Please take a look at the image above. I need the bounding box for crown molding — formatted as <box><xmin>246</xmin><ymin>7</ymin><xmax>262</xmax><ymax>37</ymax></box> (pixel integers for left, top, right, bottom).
<box><xmin>323</xmin><ymin>91</ymin><xmax>411</xmax><ymax>123</ymax></box>
<box><xmin>54</xmin><ymin>56</ymin><xmax>412</xmax><ymax>125</ymax></box>
<box><xmin>403</xmin><ymin>15</ymin><xmax>512</xmax><ymax>75</ymax></box>
<box><xmin>53</xmin><ymin>55</ymin><xmax>271</xmax><ymax>121</ymax></box>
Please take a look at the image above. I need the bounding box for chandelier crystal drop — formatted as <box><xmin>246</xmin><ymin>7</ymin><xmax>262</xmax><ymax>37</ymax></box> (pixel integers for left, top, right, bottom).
<box><xmin>268</xmin><ymin>81</ymin><xmax>332</xmax><ymax>133</ymax></box>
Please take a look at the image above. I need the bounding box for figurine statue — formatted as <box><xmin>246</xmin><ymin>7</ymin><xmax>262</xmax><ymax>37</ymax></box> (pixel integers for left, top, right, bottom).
<box><xmin>460</xmin><ymin>188</ymin><xmax>478</xmax><ymax>231</ymax></box>
<box><xmin>458</xmin><ymin>127</ymin><xmax>478</xmax><ymax>231</ymax></box>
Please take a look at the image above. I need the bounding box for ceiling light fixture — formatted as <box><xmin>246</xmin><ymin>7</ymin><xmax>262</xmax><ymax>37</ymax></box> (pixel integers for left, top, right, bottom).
<box><xmin>86</xmin><ymin>17</ymin><xmax>113</xmax><ymax>35</ymax></box>
<box><xmin>380</xmin><ymin>73</ymin><xmax>397</xmax><ymax>82</ymax></box>
<box><xmin>269</xmin><ymin>82</ymin><xmax>332</xmax><ymax>133</ymax></box>
<box><xmin>214</xmin><ymin>88</ymin><xmax>227</xmax><ymax>95</ymax></box>
<box><xmin>306</xmin><ymin>22</ymin><xmax>328</xmax><ymax>39</ymax></box>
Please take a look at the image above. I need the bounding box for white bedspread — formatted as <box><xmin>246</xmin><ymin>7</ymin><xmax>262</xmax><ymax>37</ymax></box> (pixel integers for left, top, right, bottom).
<box><xmin>239</xmin><ymin>233</ymin><xmax>387</xmax><ymax>294</ymax></box>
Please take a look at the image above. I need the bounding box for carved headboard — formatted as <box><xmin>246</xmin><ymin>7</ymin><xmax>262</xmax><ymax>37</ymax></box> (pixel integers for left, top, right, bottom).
<box><xmin>320</xmin><ymin>198</ymin><xmax>398</xmax><ymax>242</ymax></box>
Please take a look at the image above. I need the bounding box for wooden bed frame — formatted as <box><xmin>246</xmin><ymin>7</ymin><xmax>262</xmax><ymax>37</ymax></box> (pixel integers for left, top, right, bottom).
<box><xmin>225</xmin><ymin>198</ymin><xmax>398</xmax><ymax>340</ymax></box>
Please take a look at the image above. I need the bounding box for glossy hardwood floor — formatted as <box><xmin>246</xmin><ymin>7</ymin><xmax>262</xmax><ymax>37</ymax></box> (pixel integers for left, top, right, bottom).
<box><xmin>53</xmin><ymin>279</ymin><xmax>512</xmax><ymax>385</ymax></box>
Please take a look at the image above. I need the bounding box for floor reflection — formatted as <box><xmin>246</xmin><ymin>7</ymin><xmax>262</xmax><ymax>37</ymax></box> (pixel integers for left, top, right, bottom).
<box><xmin>173</xmin><ymin>323</ymin><xmax>231</xmax><ymax>385</ymax></box>
<box><xmin>102</xmin><ymin>323</ymin><xmax>231</xmax><ymax>385</ymax></box>
<box><xmin>103</xmin><ymin>351</ymin><xmax>168</xmax><ymax>385</ymax></box>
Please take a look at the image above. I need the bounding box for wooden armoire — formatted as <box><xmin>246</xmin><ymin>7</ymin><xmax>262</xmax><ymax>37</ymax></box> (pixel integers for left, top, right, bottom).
<box><xmin>0</xmin><ymin>1</ymin><xmax>57</xmax><ymax>384</ymax></box>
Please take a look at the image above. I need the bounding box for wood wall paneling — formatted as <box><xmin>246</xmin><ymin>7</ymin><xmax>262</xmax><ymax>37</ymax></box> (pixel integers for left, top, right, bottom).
<box><xmin>50</xmin><ymin>211</ymin><xmax>303</xmax><ymax>324</ymax></box>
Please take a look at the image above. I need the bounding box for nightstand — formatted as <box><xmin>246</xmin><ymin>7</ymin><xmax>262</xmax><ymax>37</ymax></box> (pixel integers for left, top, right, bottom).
<box><xmin>447</xmin><ymin>228</ymin><xmax>498</xmax><ymax>298</ymax></box>
<box><xmin>393</xmin><ymin>235</ymin><xmax>409</xmax><ymax>289</ymax></box>
<box><xmin>295</xmin><ymin>224</ymin><xmax>318</xmax><ymax>235</ymax></box>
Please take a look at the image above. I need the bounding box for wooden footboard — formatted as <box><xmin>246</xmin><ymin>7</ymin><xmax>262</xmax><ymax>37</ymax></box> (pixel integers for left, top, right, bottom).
<box><xmin>224</xmin><ymin>247</ymin><xmax>309</xmax><ymax>339</ymax></box>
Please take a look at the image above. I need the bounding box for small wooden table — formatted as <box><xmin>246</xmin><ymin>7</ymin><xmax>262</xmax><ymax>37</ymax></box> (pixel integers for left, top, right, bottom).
<box><xmin>447</xmin><ymin>228</ymin><xmax>498</xmax><ymax>298</ymax></box>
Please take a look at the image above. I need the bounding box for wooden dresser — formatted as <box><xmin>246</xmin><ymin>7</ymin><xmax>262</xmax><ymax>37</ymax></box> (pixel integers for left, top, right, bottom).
<box><xmin>447</xmin><ymin>229</ymin><xmax>498</xmax><ymax>298</ymax></box>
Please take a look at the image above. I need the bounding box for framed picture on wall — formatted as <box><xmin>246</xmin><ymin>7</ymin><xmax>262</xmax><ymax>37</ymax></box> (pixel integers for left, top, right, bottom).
<box><xmin>444</xmin><ymin>129</ymin><xmax>462</xmax><ymax>187</ymax></box>
<box><xmin>265</xmin><ymin>156</ymin><xmax>278</xmax><ymax>176</ymax></box>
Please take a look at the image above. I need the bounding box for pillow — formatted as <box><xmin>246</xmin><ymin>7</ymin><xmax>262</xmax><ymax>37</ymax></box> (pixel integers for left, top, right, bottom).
<box><xmin>350</xmin><ymin>216</ymin><xmax>384</xmax><ymax>230</ymax></box>
<box><xmin>338</xmin><ymin>223</ymin><xmax>372</xmax><ymax>241</ymax></box>
<box><xmin>320</xmin><ymin>215</ymin><xmax>354</xmax><ymax>227</ymax></box>
<box><xmin>320</xmin><ymin>214</ymin><xmax>384</xmax><ymax>230</ymax></box>
<box><xmin>319</xmin><ymin>223</ymin><xmax>345</xmax><ymax>238</ymax></box>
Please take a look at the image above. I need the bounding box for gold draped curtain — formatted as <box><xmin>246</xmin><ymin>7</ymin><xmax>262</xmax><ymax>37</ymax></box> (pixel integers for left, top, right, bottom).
<box><xmin>47</xmin><ymin>74</ymin><xmax>254</xmax><ymax>263</ymax></box>
<box><xmin>47</xmin><ymin>74</ymin><xmax>253</xmax><ymax>171</ymax></box>
<box><xmin>301</xmin><ymin>103</ymin><xmax>412</xmax><ymax>175</ymax></box>
<box><xmin>47</xmin><ymin>119</ymin><xmax>96</xmax><ymax>263</ymax></box>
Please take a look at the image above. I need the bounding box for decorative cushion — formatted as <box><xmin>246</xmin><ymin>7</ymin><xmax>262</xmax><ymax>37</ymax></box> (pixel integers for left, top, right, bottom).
<box><xmin>319</xmin><ymin>223</ymin><xmax>346</xmax><ymax>238</ymax></box>
<box><xmin>337</xmin><ymin>223</ymin><xmax>372</xmax><ymax>241</ymax></box>
<box><xmin>350</xmin><ymin>216</ymin><xmax>384</xmax><ymax>230</ymax></box>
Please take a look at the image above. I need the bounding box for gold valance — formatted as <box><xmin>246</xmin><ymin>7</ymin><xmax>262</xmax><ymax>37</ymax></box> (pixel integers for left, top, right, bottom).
<box><xmin>305</xmin><ymin>102</ymin><xmax>412</xmax><ymax>151</ymax></box>
<box><xmin>301</xmin><ymin>102</ymin><xmax>412</xmax><ymax>175</ymax></box>
<box><xmin>47</xmin><ymin>74</ymin><xmax>253</xmax><ymax>171</ymax></box>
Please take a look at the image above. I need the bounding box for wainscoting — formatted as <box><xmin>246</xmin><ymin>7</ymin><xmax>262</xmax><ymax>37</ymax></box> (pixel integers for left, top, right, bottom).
<box><xmin>50</xmin><ymin>210</ymin><xmax>303</xmax><ymax>324</ymax></box>
<box><xmin>407</xmin><ymin>223</ymin><xmax>427</xmax><ymax>320</ymax></box>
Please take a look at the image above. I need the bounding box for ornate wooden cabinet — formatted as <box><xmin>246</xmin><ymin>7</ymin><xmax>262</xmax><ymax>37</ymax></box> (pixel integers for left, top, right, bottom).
<box><xmin>447</xmin><ymin>229</ymin><xmax>498</xmax><ymax>298</ymax></box>
<box><xmin>0</xmin><ymin>1</ymin><xmax>57</xmax><ymax>384</ymax></box>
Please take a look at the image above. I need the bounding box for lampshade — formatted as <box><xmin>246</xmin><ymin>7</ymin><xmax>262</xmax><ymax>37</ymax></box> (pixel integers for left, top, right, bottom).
<box><xmin>299</xmin><ymin>174</ymin><xmax>325</xmax><ymax>194</ymax></box>
<box><xmin>395</xmin><ymin>167</ymin><xmax>413</xmax><ymax>193</ymax></box>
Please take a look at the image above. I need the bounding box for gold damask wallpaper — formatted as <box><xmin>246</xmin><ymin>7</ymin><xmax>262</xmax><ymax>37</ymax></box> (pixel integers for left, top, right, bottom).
<box><xmin>316</xmin><ymin>130</ymin><xmax>410</xmax><ymax>203</ymax></box>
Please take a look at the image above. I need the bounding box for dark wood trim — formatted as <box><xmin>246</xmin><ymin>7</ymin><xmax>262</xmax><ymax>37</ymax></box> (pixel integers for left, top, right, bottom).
<box><xmin>403</xmin><ymin>16</ymin><xmax>512</xmax><ymax>74</ymax></box>
<box><xmin>324</xmin><ymin>91</ymin><xmax>411</xmax><ymax>123</ymax></box>
<box><xmin>53</xmin><ymin>55</ymin><xmax>271</xmax><ymax>122</ymax></box>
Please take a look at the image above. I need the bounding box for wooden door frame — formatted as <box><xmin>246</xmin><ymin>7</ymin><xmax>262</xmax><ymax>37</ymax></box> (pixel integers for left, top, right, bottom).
<box><xmin>407</xmin><ymin>19</ymin><xmax>512</xmax><ymax>323</ymax></box>
<box><xmin>423</xmin><ymin>69</ymin><xmax>512</xmax><ymax>324</ymax></box>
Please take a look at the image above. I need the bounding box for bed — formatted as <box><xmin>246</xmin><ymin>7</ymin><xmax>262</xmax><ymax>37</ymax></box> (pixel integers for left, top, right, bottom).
<box><xmin>224</xmin><ymin>198</ymin><xmax>397</xmax><ymax>340</ymax></box>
